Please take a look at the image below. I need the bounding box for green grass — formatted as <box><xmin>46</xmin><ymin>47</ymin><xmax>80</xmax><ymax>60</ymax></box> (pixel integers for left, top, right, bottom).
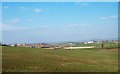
<box><xmin>2</xmin><ymin>46</ymin><xmax>118</xmax><ymax>72</ymax></box>
<box><xmin>78</xmin><ymin>42</ymin><xmax>118</xmax><ymax>49</ymax></box>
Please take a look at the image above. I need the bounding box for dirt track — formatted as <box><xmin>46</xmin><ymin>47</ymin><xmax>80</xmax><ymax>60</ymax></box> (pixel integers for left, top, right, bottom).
<box><xmin>64</xmin><ymin>46</ymin><xmax>95</xmax><ymax>49</ymax></box>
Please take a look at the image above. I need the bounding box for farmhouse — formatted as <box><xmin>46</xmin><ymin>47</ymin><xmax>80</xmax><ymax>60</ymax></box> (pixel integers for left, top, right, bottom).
<box><xmin>84</xmin><ymin>41</ymin><xmax>95</xmax><ymax>44</ymax></box>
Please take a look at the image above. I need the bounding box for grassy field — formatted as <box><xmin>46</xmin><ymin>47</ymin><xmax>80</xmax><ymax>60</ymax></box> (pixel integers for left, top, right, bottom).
<box><xmin>78</xmin><ymin>42</ymin><xmax>118</xmax><ymax>49</ymax></box>
<box><xmin>2</xmin><ymin>46</ymin><xmax>118</xmax><ymax>72</ymax></box>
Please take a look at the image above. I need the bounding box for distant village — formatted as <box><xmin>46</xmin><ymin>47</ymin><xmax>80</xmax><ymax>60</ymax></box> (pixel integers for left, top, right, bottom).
<box><xmin>0</xmin><ymin>40</ymin><xmax>118</xmax><ymax>49</ymax></box>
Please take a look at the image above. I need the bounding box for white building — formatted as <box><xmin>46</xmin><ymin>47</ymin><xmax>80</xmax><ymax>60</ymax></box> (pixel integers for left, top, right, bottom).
<box><xmin>84</xmin><ymin>41</ymin><xmax>94</xmax><ymax>44</ymax></box>
<box><xmin>10</xmin><ymin>45</ymin><xmax>15</xmax><ymax>47</ymax></box>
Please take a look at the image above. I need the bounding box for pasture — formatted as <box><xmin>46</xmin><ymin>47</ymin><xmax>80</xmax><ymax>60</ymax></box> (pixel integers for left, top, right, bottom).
<box><xmin>2</xmin><ymin>46</ymin><xmax>118</xmax><ymax>72</ymax></box>
<box><xmin>78</xmin><ymin>42</ymin><xmax>118</xmax><ymax>49</ymax></box>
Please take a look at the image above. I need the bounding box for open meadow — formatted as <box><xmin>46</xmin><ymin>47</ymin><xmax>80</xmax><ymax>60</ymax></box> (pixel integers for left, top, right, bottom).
<box><xmin>2</xmin><ymin>46</ymin><xmax>118</xmax><ymax>72</ymax></box>
<box><xmin>2</xmin><ymin>2</ymin><xmax>118</xmax><ymax>73</ymax></box>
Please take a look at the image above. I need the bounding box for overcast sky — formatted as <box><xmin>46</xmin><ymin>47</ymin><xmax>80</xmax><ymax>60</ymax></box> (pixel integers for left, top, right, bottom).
<box><xmin>2</xmin><ymin>2</ymin><xmax>118</xmax><ymax>43</ymax></box>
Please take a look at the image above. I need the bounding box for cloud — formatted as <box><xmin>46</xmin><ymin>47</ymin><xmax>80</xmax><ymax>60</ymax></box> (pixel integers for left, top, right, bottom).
<box><xmin>81</xmin><ymin>3</ymin><xmax>89</xmax><ymax>6</ymax></box>
<box><xmin>75</xmin><ymin>2</ymin><xmax>80</xmax><ymax>5</ymax></box>
<box><xmin>59</xmin><ymin>23</ymin><xmax>90</xmax><ymax>33</ymax></box>
<box><xmin>26</xmin><ymin>18</ymin><xmax>32</xmax><ymax>22</ymax></box>
<box><xmin>20</xmin><ymin>6</ymin><xmax>29</xmax><ymax>9</ymax></box>
<box><xmin>100</xmin><ymin>17</ymin><xmax>108</xmax><ymax>19</ymax></box>
<box><xmin>101</xmin><ymin>15</ymin><xmax>118</xmax><ymax>19</ymax></box>
<box><xmin>5</xmin><ymin>18</ymin><xmax>33</xmax><ymax>25</ymax></box>
<box><xmin>75</xmin><ymin>2</ymin><xmax>89</xmax><ymax>6</ymax></box>
<box><xmin>81</xmin><ymin>23</ymin><xmax>90</xmax><ymax>26</ymax></box>
<box><xmin>2</xmin><ymin>18</ymin><xmax>32</xmax><ymax>31</ymax></box>
<box><xmin>3</xmin><ymin>6</ymin><xmax>9</xmax><ymax>9</ymax></box>
<box><xmin>2</xmin><ymin>23</ymin><xmax>24</xmax><ymax>31</ymax></box>
<box><xmin>6</xmin><ymin>18</ymin><xmax>21</xmax><ymax>24</ymax></box>
<box><xmin>67</xmin><ymin>23</ymin><xmax>90</xmax><ymax>28</ymax></box>
<box><xmin>2</xmin><ymin>23</ymin><xmax>49</xmax><ymax>31</ymax></box>
<box><xmin>34</xmin><ymin>8</ymin><xmax>42</xmax><ymax>13</ymax></box>
<box><xmin>11</xmin><ymin>18</ymin><xmax>21</xmax><ymax>23</ymax></box>
<box><xmin>110</xmin><ymin>15</ymin><xmax>118</xmax><ymax>18</ymax></box>
<box><xmin>0</xmin><ymin>23</ymin><xmax>2</xmax><ymax>31</ymax></box>
<box><xmin>68</xmin><ymin>24</ymin><xmax>79</xmax><ymax>27</ymax></box>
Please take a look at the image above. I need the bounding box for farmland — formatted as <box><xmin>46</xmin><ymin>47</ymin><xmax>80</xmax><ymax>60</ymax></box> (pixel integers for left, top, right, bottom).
<box><xmin>2</xmin><ymin>46</ymin><xmax>118</xmax><ymax>72</ymax></box>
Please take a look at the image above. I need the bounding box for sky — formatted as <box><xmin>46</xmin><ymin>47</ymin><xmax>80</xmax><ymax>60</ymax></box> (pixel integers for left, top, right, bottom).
<box><xmin>2</xmin><ymin>0</ymin><xmax>119</xmax><ymax>2</ymax></box>
<box><xmin>1</xmin><ymin>2</ymin><xmax>118</xmax><ymax>44</ymax></box>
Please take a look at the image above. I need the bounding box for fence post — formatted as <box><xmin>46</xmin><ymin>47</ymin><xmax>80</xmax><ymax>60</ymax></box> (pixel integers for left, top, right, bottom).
<box><xmin>101</xmin><ymin>43</ymin><xmax>104</xmax><ymax>49</ymax></box>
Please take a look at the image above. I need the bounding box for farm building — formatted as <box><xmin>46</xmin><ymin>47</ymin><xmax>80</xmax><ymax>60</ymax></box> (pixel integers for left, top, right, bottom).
<box><xmin>84</xmin><ymin>41</ymin><xmax>95</xmax><ymax>44</ymax></box>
